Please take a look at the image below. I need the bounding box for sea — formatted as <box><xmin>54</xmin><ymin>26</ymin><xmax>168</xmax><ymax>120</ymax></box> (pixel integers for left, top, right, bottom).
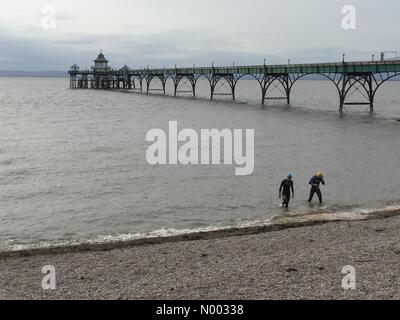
<box><xmin>0</xmin><ymin>77</ymin><xmax>400</xmax><ymax>251</ymax></box>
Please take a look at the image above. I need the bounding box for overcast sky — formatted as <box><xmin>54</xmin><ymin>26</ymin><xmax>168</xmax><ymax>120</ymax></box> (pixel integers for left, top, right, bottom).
<box><xmin>0</xmin><ymin>0</ymin><xmax>399</xmax><ymax>70</ymax></box>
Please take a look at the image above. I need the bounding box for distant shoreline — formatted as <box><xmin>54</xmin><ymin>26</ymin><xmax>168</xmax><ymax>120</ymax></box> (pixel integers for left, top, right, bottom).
<box><xmin>0</xmin><ymin>71</ymin><xmax>68</xmax><ymax>78</ymax></box>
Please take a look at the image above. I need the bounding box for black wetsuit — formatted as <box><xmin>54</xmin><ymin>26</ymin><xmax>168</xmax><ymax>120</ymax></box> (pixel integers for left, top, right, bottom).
<box><xmin>279</xmin><ymin>179</ymin><xmax>294</xmax><ymax>208</ymax></box>
<box><xmin>308</xmin><ymin>176</ymin><xmax>325</xmax><ymax>203</ymax></box>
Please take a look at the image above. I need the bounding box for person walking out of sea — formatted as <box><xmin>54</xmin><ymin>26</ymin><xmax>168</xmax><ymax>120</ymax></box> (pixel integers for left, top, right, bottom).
<box><xmin>279</xmin><ymin>174</ymin><xmax>295</xmax><ymax>208</ymax></box>
<box><xmin>308</xmin><ymin>172</ymin><xmax>325</xmax><ymax>204</ymax></box>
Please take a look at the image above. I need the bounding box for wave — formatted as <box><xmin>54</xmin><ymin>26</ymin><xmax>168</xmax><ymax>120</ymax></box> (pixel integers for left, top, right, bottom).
<box><xmin>1</xmin><ymin>203</ymin><xmax>400</xmax><ymax>254</ymax></box>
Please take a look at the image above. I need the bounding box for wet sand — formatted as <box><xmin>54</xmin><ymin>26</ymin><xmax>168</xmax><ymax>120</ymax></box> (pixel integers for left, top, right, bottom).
<box><xmin>1</xmin><ymin>210</ymin><xmax>400</xmax><ymax>300</ymax></box>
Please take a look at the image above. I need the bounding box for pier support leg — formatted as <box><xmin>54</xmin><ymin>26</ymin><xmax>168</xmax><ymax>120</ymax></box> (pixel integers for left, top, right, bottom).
<box><xmin>131</xmin><ymin>75</ymin><xmax>143</xmax><ymax>93</ymax></box>
<box><xmin>174</xmin><ymin>79</ymin><xmax>178</xmax><ymax>97</ymax></box>
<box><xmin>261</xmin><ymin>90</ymin><xmax>266</xmax><ymax>105</ymax></box>
<box><xmin>284</xmin><ymin>76</ymin><xmax>291</xmax><ymax>105</ymax></box>
<box><xmin>210</xmin><ymin>76</ymin><xmax>215</xmax><ymax>100</ymax></box>
<box><xmin>368</xmin><ymin>76</ymin><xmax>374</xmax><ymax>112</ymax></box>
<box><xmin>146</xmin><ymin>76</ymin><xmax>151</xmax><ymax>94</ymax></box>
<box><xmin>339</xmin><ymin>74</ymin><xmax>347</xmax><ymax>113</ymax></box>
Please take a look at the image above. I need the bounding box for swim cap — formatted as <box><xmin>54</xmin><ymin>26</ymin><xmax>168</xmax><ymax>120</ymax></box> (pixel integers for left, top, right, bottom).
<box><xmin>288</xmin><ymin>174</ymin><xmax>293</xmax><ymax>179</ymax></box>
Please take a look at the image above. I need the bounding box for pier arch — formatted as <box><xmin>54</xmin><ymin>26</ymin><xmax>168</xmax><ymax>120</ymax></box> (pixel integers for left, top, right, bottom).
<box><xmin>145</xmin><ymin>75</ymin><xmax>166</xmax><ymax>95</ymax></box>
<box><xmin>208</xmin><ymin>74</ymin><xmax>237</xmax><ymax>101</ymax></box>
<box><xmin>289</xmin><ymin>74</ymin><xmax>343</xmax><ymax>111</ymax></box>
<box><xmin>193</xmin><ymin>75</ymin><xmax>212</xmax><ymax>99</ymax></box>
<box><xmin>234</xmin><ymin>73</ymin><xmax>264</xmax><ymax>103</ymax></box>
<box><xmin>172</xmin><ymin>74</ymin><xmax>198</xmax><ymax>97</ymax></box>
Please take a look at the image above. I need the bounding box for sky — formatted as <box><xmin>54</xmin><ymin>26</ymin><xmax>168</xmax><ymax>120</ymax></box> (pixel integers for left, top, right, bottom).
<box><xmin>0</xmin><ymin>0</ymin><xmax>399</xmax><ymax>71</ymax></box>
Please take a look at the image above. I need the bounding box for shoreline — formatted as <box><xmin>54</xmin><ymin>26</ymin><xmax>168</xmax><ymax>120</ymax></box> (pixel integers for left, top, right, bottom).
<box><xmin>2</xmin><ymin>207</ymin><xmax>400</xmax><ymax>259</ymax></box>
<box><xmin>2</xmin><ymin>208</ymin><xmax>400</xmax><ymax>299</ymax></box>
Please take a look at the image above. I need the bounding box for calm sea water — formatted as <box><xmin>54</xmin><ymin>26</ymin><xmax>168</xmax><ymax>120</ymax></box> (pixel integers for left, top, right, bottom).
<box><xmin>1</xmin><ymin>77</ymin><xmax>400</xmax><ymax>250</ymax></box>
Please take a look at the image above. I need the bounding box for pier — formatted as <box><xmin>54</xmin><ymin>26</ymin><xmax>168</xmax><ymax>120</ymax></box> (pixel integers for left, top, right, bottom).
<box><xmin>69</xmin><ymin>52</ymin><xmax>400</xmax><ymax>113</ymax></box>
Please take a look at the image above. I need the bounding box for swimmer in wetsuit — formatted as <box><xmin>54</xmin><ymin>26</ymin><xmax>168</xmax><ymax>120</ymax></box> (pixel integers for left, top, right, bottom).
<box><xmin>279</xmin><ymin>174</ymin><xmax>295</xmax><ymax>208</ymax></box>
<box><xmin>308</xmin><ymin>172</ymin><xmax>325</xmax><ymax>204</ymax></box>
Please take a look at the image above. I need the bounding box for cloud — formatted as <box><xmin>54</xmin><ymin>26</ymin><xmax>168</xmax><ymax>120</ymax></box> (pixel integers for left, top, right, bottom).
<box><xmin>0</xmin><ymin>28</ymin><xmax>383</xmax><ymax>71</ymax></box>
<box><xmin>0</xmin><ymin>0</ymin><xmax>399</xmax><ymax>71</ymax></box>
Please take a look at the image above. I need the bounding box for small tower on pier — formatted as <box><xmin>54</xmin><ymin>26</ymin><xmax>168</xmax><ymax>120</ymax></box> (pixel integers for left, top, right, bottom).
<box><xmin>92</xmin><ymin>50</ymin><xmax>110</xmax><ymax>72</ymax></box>
<box><xmin>69</xmin><ymin>64</ymin><xmax>80</xmax><ymax>88</ymax></box>
<box><xmin>91</xmin><ymin>50</ymin><xmax>111</xmax><ymax>89</ymax></box>
<box><xmin>70</xmin><ymin>64</ymin><xmax>80</xmax><ymax>72</ymax></box>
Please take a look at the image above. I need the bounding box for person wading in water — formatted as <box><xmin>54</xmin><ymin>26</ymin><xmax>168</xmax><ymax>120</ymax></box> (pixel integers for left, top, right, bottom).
<box><xmin>308</xmin><ymin>172</ymin><xmax>325</xmax><ymax>204</ymax></box>
<box><xmin>279</xmin><ymin>174</ymin><xmax>295</xmax><ymax>208</ymax></box>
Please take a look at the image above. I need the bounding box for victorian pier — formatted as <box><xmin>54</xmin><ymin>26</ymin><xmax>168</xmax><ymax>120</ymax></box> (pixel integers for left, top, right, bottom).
<box><xmin>69</xmin><ymin>52</ymin><xmax>400</xmax><ymax>113</ymax></box>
